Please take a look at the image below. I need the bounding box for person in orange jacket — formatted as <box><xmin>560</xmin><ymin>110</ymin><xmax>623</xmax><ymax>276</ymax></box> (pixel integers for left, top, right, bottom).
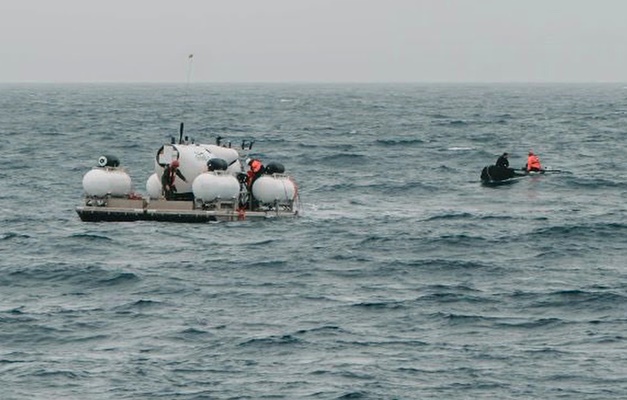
<box><xmin>243</xmin><ymin>158</ymin><xmax>264</xmax><ymax>210</ymax></box>
<box><xmin>246</xmin><ymin>158</ymin><xmax>264</xmax><ymax>188</ymax></box>
<box><xmin>526</xmin><ymin>151</ymin><xmax>542</xmax><ymax>172</ymax></box>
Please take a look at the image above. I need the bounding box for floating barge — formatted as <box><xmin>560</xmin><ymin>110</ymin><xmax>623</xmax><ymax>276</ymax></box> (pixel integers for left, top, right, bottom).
<box><xmin>76</xmin><ymin>197</ymin><xmax>298</xmax><ymax>222</ymax></box>
<box><xmin>76</xmin><ymin>127</ymin><xmax>300</xmax><ymax>223</ymax></box>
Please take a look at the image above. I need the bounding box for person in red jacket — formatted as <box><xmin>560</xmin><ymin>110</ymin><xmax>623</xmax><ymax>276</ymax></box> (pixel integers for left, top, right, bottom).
<box><xmin>243</xmin><ymin>158</ymin><xmax>264</xmax><ymax>210</ymax></box>
<box><xmin>526</xmin><ymin>151</ymin><xmax>542</xmax><ymax>172</ymax></box>
<box><xmin>246</xmin><ymin>158</ymin><xmax>264</xmax><ymax>189</ymax></box>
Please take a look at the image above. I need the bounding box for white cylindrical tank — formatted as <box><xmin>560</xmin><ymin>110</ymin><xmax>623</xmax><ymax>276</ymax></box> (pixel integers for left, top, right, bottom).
<box><xmin>82</xmin><ymin>168</ymin><xmax>132</xmax><ymax>197</ymax></box>
<box><xmin>252</xmin><ymin>175</ymin><xmax>296</xmax><ymax>204</ymax></box>
<box><xmin>192</xmin><ymin>172</ymin><xmax>240</xmax><ymax>202</ymax></box>
<box><xmin>146</xmin><ymin>173</ymin><xmax>162</xmax><ymax>199</ymax></box>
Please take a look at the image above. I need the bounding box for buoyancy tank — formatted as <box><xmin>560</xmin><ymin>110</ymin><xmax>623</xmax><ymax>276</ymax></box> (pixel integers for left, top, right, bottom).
<box><xmin>82</xmin><ymin>157</ymin><xmax>132</xmax><ymax>197</ymax></box>
<box><xmin>251</xmin><ymin>175</ymin><xmax>297</xmax><ymax>204</ymax></box>
<box><xmin>192</xmin><ymin>171</ymin><xmax>240</xmax><ymax>202</ymax></box>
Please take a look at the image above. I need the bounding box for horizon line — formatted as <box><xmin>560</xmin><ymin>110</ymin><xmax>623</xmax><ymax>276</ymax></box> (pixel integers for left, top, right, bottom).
<box><xmin>1</xmin><ymin>80</ymin><xmax>626</xmax><ymax>85</ymax></box>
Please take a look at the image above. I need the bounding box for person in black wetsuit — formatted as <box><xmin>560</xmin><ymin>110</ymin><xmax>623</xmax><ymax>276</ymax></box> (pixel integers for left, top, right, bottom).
<box><xmin>161</xmin><ymin>159</ymin><xmax>187</xmax><ymax>200</ymax></box>
<box><xmin>495</xmin><ymin>152</ymin><xmax>509</xmax><ymax>168</ymax></box>
<box><xmin>486</xmin><ymin>152</ymin><xmax>515</xmax><ymax>180</ymax></box>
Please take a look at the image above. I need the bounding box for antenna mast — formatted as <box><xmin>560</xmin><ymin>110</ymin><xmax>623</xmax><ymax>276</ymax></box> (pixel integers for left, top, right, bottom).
<box><xmin>180</xmin><ymin>54</ymin><xmax>194</xmax><ymax>144</ymax></box>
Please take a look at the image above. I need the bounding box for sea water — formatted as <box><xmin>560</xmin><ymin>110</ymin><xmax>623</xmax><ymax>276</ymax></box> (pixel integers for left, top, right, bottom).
<box><xmin>1</xmin><ymin>83</ymin><xmax>626</xmax><ymax>399</ymax></box>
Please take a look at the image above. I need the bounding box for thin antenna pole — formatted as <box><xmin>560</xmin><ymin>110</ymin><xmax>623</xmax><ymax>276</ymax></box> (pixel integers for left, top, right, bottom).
<box><xmin>180</xmin><ymin>54</ymin><xmax>194</xmax><ymax>144</ymax></box>
<box><xmin>185</xmin><ymin>54</ymin><xmax>194</xmax><ymax>90</ymax></box>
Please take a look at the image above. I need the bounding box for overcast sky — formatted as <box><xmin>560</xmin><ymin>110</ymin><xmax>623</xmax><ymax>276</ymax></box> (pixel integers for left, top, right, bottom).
<box><xmin>2</xmin><ymin>0</ymin><xmax>627</xmax><ymax>83</ymax></box>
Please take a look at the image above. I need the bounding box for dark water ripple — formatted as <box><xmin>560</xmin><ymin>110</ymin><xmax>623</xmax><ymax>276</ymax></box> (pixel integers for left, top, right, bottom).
<box><xmin>1</xmin><ymin>83</ymin><xmax>626</xmax><ymax>399</ymax></box>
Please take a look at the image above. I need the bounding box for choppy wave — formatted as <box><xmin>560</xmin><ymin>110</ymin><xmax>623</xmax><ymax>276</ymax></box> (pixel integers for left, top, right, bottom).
<box><xmin>1</xmin><ymin>83</ymin><xmax>626</xmax><ymax>399</ymax></box>
<box><xmin>533</xmin><ymin>221</ymin><xmax>627</xmax><ymax>238</ymax></box>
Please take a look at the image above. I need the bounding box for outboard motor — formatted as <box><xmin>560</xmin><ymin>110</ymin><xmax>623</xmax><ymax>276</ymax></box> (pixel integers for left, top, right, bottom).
<box><xmin>480</xmin><ymin>166</ymin><xmax>490</xmax><ymax>181</ymax></box>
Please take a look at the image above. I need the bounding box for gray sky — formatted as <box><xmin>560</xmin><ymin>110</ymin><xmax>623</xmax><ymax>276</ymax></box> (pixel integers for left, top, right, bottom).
<box><xmin>2</xmin><ymin>0</ymin><xmax>627</xmax><ymax>83</ymax></box>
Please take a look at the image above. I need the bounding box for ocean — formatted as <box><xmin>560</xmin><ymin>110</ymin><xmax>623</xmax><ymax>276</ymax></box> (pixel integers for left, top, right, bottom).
<box><xmin>1</xmin><ymin>83</ymin><xmax>626</xmax><ymax>399</ymax></box>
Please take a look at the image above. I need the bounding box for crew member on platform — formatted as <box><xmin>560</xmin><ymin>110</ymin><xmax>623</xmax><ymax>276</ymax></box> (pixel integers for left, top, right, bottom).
<box><xmin>244</xmin><ymin>158</ymin><xmax>264</xmax><ymax>210</ymax></box>
<box><xmin>246</xmin><ymin>158</ymin><xmax>264</xmax><ymax>189</ymax></box>
<box><xmin>495</xmin><ymin>152</ymin><xmax>509</xmax><ymax>168</ymax></box>
<box><xmin>161</xmin><ymin>159</ymin><xmax>187</xmax><ymax>200</ymax></box>
<box><xmin>526</xmin><ymin>151</ymin><xmax>542</xmax><ymax>172</ymax></box>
